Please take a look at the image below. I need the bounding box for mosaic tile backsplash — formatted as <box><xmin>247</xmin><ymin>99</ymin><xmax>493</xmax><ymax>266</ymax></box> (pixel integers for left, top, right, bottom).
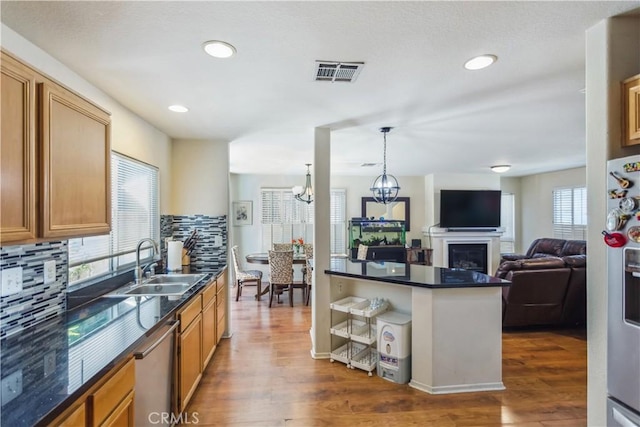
<box><xmin>0</xmin><ymin>242</ymin><xmax>67</xmax><ymax>338</ymax></box>
<box><xmin>161</xmin><ymin>214</ymin><xmax>228</xmax><ymax>273</ymax></box>
<box><xmin>0</xmin><ymin>215</ymin><xmax>226</xmax><ymax>337</ymax></box>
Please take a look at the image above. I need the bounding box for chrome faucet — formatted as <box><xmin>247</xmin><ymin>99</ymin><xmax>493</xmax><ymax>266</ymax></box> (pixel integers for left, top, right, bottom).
<box><xmin>135</xmin><ymin>238</ymin><xmax>159</xmax><ymax>284</ymax></box>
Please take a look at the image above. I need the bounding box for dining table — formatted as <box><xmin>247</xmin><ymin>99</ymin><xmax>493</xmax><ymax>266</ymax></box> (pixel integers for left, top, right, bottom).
<box><xmin>245</xmin><ymin>252</ymin><xmax>308</xmax><ymax>265</ymax></box>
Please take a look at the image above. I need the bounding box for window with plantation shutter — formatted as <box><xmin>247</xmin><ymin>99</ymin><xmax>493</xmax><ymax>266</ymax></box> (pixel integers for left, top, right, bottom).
<box><xmin>261</xmin><ymin>188</ymin><xmax>346</xmax><ymax>254</ymax></box>
<box><xmin>500</xmin><ymin>193</ymin><xmax>515</xmax><ymax>253</ymax></box>
<box><xmin>68</xmin><ymin>152</ymin><xmax>159</xmax><ymax>285</ymax></box>
<box><xmin>553</xmin><ymin>187</ymin><xmax>587</xmax><ymax>240</ymax></box>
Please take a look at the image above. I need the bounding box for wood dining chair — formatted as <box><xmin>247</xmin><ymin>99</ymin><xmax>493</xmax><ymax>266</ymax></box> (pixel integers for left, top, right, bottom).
<box><xmin>231</xmin><ymin>245</ymin><xmax>263</xmax><ymax>301</ymax></box>
<box><xmin>268</xmin><ymin>250</ymin><xmax>294</xmax><ymax>307</ymax></box>
<box><xmin>273</xmin><ymin>243</ymin><xmax>293</xmax><ymax>251</ymax></box>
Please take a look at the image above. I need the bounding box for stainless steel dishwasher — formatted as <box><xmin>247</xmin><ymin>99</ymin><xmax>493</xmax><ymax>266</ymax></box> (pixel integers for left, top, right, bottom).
<box><xmin>134</xmin><ymin>319</ymin><xmax>180</xmax><ymax>427</ymax></box>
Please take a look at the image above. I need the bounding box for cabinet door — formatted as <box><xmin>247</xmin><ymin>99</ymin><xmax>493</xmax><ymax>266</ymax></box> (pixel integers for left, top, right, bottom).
<box><xmin>0</xmin><ymin>52</ymin><xmax>37</xmax><ymax>243</ymax></box>
<box><xmin>100</xmin><ymin>390</ymin><xmax>134</xmax><ymax>427</ymax></box>
<box><xmin>39</xmin><ymin>81</ymin><xmax>111</xmax><ymax>239</ymax></box>
<box><xmin>178</xmin><ymin>313</ymin><xmax>202</xmax><ymax>412</ymax></box>
<box><xmin>56</xmin><ymin>401</ymin><xmax>86</xmax><ymax>427</ymax></box>
<box><xmin>216</xmin><ymin>284</ymin><xmax>226</xmax><ymax>344</ymax></box>
<box><xmin>90</xmin><ymin>358</ymin><xmax>135</xmax><ymax>427</ymax></box>
<box><xmin>202</xmin><ymin>297</ymin><xmax>217</xmax><ymax>369</ymax></box>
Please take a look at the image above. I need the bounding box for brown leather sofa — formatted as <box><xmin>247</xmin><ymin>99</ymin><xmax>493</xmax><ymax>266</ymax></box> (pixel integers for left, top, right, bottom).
<box><xmin>497</xmin><ymin>238</ymin><xmax>586</xmax><ymax>328</ymax></box>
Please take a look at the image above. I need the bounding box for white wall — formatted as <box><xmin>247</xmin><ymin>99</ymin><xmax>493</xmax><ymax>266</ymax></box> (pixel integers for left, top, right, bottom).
<box><xmin>520</xmin><ymin>167</ymin><xmax>586</xmax><ymax>249</ymax></box>
<box><xmin>586</xmin><ymin>15</ymin><xmax>640</xmax><ymax>426</ymax></box>
<box><xmin>1</xmin><ymin>24</ymin><xmax>173</xmax><ymax>213</ymax></box>
<box><xmin>171</xmin><ymin>139</ymin><xmax>229</xmax><ymax>216</ymax></box>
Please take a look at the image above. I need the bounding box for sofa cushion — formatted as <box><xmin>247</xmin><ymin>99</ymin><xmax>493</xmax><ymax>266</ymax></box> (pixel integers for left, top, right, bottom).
<box><xmin>525</xmin><ymin>238</ymin><xmax>566</xmax><ymax>258</ymax></box>
<box><xmin>520</xmin><ymin>257</ymin><xmax>566</xmax><ymax>269</ymax></box>
<box><xmin>562</xmin><ymin>254</ymin><xmax>586</xmax><ymax>268</ymax></box>
<box><xmin>560</xmin><ymin>240</ymin><xmax>587</xmax><ymax>256</ymax></box>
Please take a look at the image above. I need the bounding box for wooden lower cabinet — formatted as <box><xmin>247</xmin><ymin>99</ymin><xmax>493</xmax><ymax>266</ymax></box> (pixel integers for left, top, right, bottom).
<box><xmin>176</xmin><ymin>270</ymin><xmax>227</xmax><ymax>412</ymax></box>
<box><xmin>50</xmin><ymin>357</ymin><xmax>134</xmax><ymax>427</ymax></box>
<box><xmin>178</xmin><ymin>312</ymin><xmax>202</xmax><ymax>412</ymax></box>
<box><xmin>216</xmin><ymin>270</ymin><xmax>227</xmax><ymax>344</ymax></box>
<box><xmin>201</xmin><ymin>281</ymin><xmax>217</xmax><ymax>369</ymax></box>
<box><xmin>90</xmin><ymin>358</ymin><xmax>135</xmax><ymax>427</ymax></box>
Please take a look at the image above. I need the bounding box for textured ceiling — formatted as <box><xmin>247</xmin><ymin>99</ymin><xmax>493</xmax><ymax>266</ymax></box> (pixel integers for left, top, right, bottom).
<box><xmin>2</xmin><ymin>1</ymin><xmax>638</xmax><ymax>176</ymax></box>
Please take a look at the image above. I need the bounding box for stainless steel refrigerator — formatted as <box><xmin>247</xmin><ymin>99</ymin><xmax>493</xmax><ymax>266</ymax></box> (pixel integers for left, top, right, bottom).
<box><xmin>607</xmin><ymin>155</ymin><xmax>640</xmax><ymax>426</ymax></box>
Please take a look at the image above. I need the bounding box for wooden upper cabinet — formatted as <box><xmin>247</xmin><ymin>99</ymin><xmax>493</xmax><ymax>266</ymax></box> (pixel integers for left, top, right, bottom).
<box><xmin>0</xmin><ymin>52</ymin><xmax>37</xmax><ymax>243</ymax></box>
<box><xmin>623</xmin><ymin>74</ymin><xmax>640</xmax><ymax>147</ymax></box>
<box><xmin>39</xmin><ymin>80</ymin><xmax>111</xmax><ymax>238</ymax></box>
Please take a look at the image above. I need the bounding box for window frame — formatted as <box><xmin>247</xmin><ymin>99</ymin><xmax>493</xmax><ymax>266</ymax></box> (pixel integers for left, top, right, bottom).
<box><xmin>260</xmin><ymin>188</ymin><xmax>347</xmax><ymax>254</ymax></box>
<box><xmin>552</xmin><ymin>186</ymin><xmax>587</xmax><ymax>240</ymax></box>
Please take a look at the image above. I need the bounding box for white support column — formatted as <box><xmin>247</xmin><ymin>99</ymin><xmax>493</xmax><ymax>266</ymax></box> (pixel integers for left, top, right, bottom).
<box><xmin>311</xmin><ymin>127</ymin><xmax>332</xmax><ymax>358</ymax></box>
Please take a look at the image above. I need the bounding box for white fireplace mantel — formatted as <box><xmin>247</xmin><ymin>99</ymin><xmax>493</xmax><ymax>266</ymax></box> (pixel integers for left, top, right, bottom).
<box><xmin>422</xmin><ymin>227</ymin><xmax>504</xmax><ymax>275</ymax></box>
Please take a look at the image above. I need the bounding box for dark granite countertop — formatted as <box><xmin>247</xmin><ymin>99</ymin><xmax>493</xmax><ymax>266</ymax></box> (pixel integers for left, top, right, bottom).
<box><xmin>0</xmin><ymin>267</ymin><xmax>226</xmax><ymax>427</ymax></box>
<box><xmin>324</xmin><ymin>259</ymin><xmax>509</xmax><ymax>288</ymax></box>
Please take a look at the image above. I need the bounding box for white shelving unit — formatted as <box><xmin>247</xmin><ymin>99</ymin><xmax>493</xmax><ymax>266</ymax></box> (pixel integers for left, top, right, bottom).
<box><xmin>329</xmin><ymin>296</ymin><xmax>389</xmax><ymax>376</ymax></box>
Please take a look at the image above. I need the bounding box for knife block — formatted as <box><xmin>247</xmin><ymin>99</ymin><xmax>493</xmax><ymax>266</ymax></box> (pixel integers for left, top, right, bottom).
<box><xmin>182</xmin><ymin>248</ymin><xmax>191</xmax><ymax>273</ymax></box>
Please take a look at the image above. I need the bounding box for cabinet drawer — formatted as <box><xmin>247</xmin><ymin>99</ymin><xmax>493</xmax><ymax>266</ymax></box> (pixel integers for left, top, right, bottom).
<box><xmin>202</xmin><ymin>280</ymin><xmax>217</xmax><ymax>308</ymax></box>
<box><xmin>179</xmin><ymin>294</ymin><xmax>202</xmax><ymax>332</ymax></box>
<box><xmin>90</xmin><ymin>358</ymin><xmax>134</xmax><ymax>427</ymax></box>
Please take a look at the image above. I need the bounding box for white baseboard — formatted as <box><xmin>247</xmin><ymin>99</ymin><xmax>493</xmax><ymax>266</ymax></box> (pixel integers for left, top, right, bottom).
<box><xmin>409</xmin><ymin>379</ymin><xmax>505</xmax><ymax>394</ymax></box>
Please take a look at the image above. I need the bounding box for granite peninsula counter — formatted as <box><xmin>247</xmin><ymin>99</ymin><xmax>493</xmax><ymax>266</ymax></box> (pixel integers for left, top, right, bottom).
<box><xmin>324</xmin><ymin>259</ymin><xmax>510</xmax><ymax>394</ymax></box>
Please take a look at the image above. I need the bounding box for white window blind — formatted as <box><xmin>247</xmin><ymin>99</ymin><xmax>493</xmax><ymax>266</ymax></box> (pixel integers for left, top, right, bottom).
<box><xmin>260</xmin><ymin>188</ymin><xmax>346</xmax><ymax>254</ymax></box>
<box><xmin>500</xmin><ymin>193</ymin><xmax>515</xmax><ymax>253</ymax></box>
<box><xmin>553</xmin><ymin>187</ymin><xmax>587</xmax><ymax>240</ymax></box>
<box><xmin>68</xmin><ymin>152</ymin><xmax>159</xmax><ymax>285</ymax></box>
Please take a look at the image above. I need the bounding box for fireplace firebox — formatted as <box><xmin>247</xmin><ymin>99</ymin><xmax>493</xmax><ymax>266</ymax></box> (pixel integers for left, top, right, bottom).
<box><xmin>448</xmin><ymin>244</ymin><xmax>488</xmax><ymax>274</ymax></box>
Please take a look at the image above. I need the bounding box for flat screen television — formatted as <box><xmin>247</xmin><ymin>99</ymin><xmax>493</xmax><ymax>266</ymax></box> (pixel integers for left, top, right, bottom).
<box><xmin>439</xmin><ymin>190</ymin><xmax>501</xmax><ymax>229</ymax></box>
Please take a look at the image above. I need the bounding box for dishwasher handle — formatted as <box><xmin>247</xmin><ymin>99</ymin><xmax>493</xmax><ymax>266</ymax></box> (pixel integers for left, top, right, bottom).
<box><xmin>134</xmin><ymin>319</ymin><xmax>180</xmax><ymax>359</ymax></box>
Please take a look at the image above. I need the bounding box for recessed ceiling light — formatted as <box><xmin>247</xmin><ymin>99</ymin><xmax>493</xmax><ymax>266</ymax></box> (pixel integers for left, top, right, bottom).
<box><xmin>168</xmin><ymin>105</ymin><xmax>189</xmax><ymax>113</ymax></box>
<box><xmin>464</xmin><ymin>54</ymin><xmax>498</xmax><ymax>70</ymax></box>
<box><xmin>202</xmin><ymin>40</ymin><xmax>236</xmax><ymax>58</ymax></box>
<box><xmin>490</xmin><ymin>165</ymin><xmax>511</xmax><ymax>173</ymax></box>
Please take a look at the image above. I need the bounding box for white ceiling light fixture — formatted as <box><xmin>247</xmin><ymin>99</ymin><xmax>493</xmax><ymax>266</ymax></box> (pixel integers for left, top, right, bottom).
<box><xmin>490</xmin><ymin>165</ymin><xmax>511</xmax><ymax>173</ymax></box>
<box><xmin>202</xmin><ymin>40</ymin><xmax>236</xmax><ymax>58</ymax></box>
<box><xmin>464</xmin><ymin>54</ymin><xmax>498</xmax><ymax>70</ymax></box>
<box><xmin>370</xmin><ymin>127</ymin><xmax>400</xmax><ymax>204</ymax></box>
<box><xmin>168</xmin><ymin>105</ymin><xmax>189</xmax><ymax>113</ymax></box>
<box><xmin>293</xmin><ymin>163</ymin><xmax>314</xmax><ymax>204</ymax></box>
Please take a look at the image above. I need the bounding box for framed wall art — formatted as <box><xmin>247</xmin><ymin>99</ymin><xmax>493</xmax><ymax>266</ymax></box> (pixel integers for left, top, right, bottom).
<box><xmin>232</xmin><ymin>201</ymin><xmax>252</xmax><ymax>226</ymax></box>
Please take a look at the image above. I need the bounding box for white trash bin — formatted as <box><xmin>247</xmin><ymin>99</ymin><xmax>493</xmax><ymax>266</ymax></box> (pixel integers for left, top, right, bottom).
<box><xmin>376</xmin><ymin>311</ymin><xmax>412</xmax><ymax>384</ymax></box>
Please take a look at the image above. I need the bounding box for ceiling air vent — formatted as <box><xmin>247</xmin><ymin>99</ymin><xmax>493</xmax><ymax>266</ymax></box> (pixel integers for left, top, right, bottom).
<box><xmin>361</xmin><ymin>162</ymin><xmax>379</xmax><ymax>167</ymax></box>
<box><xmin>314</xmin><ymin>61</ymin><xmax>364</xmax><ymax>83</ymax></box>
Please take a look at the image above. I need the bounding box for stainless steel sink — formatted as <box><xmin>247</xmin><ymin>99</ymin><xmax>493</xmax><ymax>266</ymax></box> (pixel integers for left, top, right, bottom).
<box><xmin>107</xmin><ymin>273</ymin><xmax>207</xmax><ymax>297</ymax></box>
<box><xmin>126</xmin><ymin>283</ymin><xmax>194</xmax><ymax>295</ymax></box>
<box><xmin>145</xmin><ymin>274</ymin><xmax>206</xmax><ymax>285</ymax></box>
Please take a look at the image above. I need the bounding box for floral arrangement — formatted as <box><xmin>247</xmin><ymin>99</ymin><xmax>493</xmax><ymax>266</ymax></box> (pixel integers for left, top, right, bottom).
<box><xmin>292</xmin><ymin>238</ymin><xmax>304</xmax><ymax>251</ymax></box>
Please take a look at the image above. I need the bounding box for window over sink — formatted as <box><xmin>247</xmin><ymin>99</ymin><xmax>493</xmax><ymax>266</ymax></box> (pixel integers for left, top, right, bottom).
<box><xmin>68</xmin><ymin>152</ymin><xmax>159</xmax><ymax>286</ymax></box>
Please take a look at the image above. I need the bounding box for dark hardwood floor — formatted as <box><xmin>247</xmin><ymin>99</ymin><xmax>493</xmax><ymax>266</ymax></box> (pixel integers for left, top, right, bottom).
<box><xmin>183</xmin><ymin>291</ymin><xmax>587</xmax><ymax>426</ymax></box>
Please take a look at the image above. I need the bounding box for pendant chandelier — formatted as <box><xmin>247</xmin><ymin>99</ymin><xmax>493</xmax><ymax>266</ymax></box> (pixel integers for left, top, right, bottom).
<box><xmin>293</xmin><ymin>163</ymin><xmax>314</xmax><ymax>204</ymax></box>
<box><xmin>370</xmin><ymin>127</ymin><xmax>400</xmax><ymax>204</ymax></box>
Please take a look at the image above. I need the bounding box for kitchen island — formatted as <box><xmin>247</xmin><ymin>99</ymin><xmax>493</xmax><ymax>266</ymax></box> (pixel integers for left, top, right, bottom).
<box><xmin>324</xmin><ymin>259</ymin><xmax>509</xmax><ymax>394</ymax></box>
